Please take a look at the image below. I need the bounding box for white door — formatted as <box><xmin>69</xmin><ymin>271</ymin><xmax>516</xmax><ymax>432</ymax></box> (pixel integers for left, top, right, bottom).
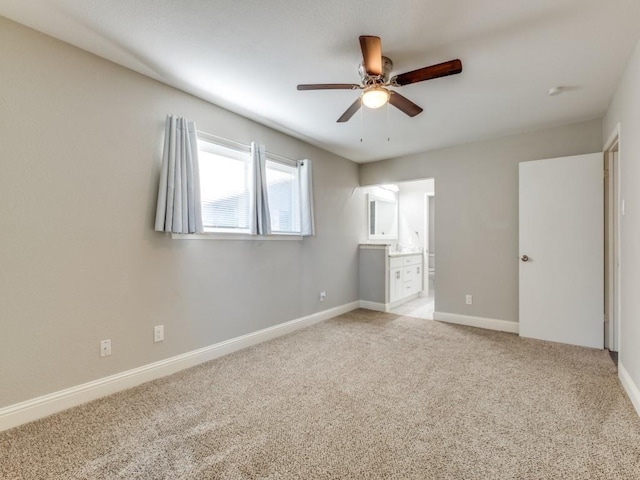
<box><xmin>519</xmin><ymin>153</ymin><xmax>603</xmax><ymax>349</ymax></box>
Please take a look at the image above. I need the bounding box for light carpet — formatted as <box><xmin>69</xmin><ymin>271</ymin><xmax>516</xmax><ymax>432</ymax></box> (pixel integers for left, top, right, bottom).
<box><xmin>2</xmin><ymin>309</ymin><xmax>640</xmax><ymax>479</ymax></box>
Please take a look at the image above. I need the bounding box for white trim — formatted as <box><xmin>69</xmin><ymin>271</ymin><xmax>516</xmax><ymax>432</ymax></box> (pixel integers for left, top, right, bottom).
<box><xmin>619</xmin><ymin>362</ymin><xmax>640</xmax><ymax>418</ymax></box>
<box><xmin>434</xmin><ymin>311</ymin><xmax>519</xmax><ymax>334</ymax></box>
<box><xmin>171</xmin><ymin>233</ymin><xmax>302</xmax><ymax>241</ymax></box>
<box><xmin>360</xmin><ymin>292</ymin><xmax>424</xmax><ymax>313</ymax></box>
<box><xmin>604</xmin><ymin>134</ymin><xmax>621</xmax><ymax>352</ymax></box>
<box><xmin>196</xmin><ymin>130</ymin><xmax>298</xmax><ymax>165</ymax></box>
<box><xmin>359</xmin><ymin>300</ymin><xmax>387</xmax><ymax>312</ymax></box>
<box><xmin>0</xmin><ymin>301</ymin><xmax>359</xmax><ymax>432</ymax></box>
<box><xmin>604</xmin><ymin>122</ymin><xmax>621</xmax><ymax>152</ymax></box>
<box><xmin>603</xmin><ymin>122</ymin><xmax>622</xmax><ymax>353</ymax></box>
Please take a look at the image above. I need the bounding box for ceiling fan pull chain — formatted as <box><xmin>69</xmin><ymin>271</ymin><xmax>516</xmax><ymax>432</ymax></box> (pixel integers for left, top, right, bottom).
<box><xmin>360</xmin><ymin>97</ymin><xmax>364</xmax><ymax>143</ymax></box>
<box><xmin>385</xmin><ymin>101</ymin><xmax>390</xmax><ymax>142</ymax></box>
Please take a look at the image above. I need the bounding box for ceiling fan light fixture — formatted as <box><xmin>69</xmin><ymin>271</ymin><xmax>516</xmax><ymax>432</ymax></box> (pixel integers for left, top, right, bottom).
<box><xmin>362</xmin><ymin>87</ymin><xmax>390</xmax><ymax>109</ymax></box>
<box><xmin>297</xmin><ymin>36</ymin><xmax>462</xmax><ymax>122</ymax></box>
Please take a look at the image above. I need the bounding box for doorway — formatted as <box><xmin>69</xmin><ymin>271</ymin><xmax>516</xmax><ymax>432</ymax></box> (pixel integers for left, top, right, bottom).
<box><xmin>388</xmin><ymin>179</ymin><xmax>435</xmax><ymax>319</ymax></box>
<box><xmin>424</xmin><ymin>193</ymin><xmax>435</xmax><ymax>295</ymax></box>
<box><xmin>604</xmin><ymin>127</ymin><xmax>621</xmax><ymax>352</ymax></box>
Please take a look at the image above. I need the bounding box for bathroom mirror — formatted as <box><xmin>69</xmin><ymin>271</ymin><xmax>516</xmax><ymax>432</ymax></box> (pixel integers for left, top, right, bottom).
<box><xmin>368</xmin><ymin>194</ymin><xmax>398</xmax><ymax>240</ymax></box>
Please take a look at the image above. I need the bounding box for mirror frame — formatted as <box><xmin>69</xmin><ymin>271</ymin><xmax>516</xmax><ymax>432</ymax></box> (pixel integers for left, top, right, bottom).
<box><xmin>368</xmin><ymin>193</ymin><xmax>398</xmax><ymax>240</ymax></box>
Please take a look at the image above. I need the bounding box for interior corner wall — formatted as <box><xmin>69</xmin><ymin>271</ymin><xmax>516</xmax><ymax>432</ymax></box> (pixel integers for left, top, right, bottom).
<box><xmin>603</xmin><ymin>38</ymin><xmax>640</xmax><ymax>398</ymax></box>
<box><xmin>359</xmin><ymin>119</ymin><xmax>603</xmax><ymax>322</ymax></box>
<box><xmin>0</xmin><ymin>17</ymin><xmax>363</xmax><ymax>408</ymax></box>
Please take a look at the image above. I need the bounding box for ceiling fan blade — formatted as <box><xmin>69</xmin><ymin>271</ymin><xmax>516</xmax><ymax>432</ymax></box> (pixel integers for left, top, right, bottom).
<box><xmin>297</xmin><ymin>83</ymin><xmax>360</xmax><ymax>90</ymax></box>
<box><xmin>337</xmin><ymin>97</ymin><xmax>362</xmax><ymax>123</ymax></box>
<box><xmin>394</xmin><ymin>59</ymin><xmax>462</xmax><ymax>86</ymax></box>
<box><xmin>389</xmin><ymin>91</ymin><xmax>423</xmax><ymax>117</ymax></box>
<box><xmin>359</xmin><ymin>36</ymin><xmax>382</xmax><ymax>76</ymax></box>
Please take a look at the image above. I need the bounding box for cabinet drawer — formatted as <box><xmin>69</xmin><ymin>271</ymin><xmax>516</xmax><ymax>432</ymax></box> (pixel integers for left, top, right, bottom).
<box><xmin>403</xmin><ymin>255</ymin><xmax>423</xmax><ymax>266</ymax></box>
<box><xmin>404</xmin><ymin>267</ymin><xmax>416</xmax><ymax>283</ymax></box>
<box><xmin>404</xmin><ymin>280</ymin><xmax>415</xmax><ymax>294</ymax></box>
<box><xmin>390</xmin><ymin>257</ymin><xmax>404</xmax><ymax>268</ymax></box>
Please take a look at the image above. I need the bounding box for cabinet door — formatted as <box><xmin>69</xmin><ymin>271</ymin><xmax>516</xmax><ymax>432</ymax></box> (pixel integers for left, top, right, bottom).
<box><xmin>415</xmin><ymin>264</ymin><xmax>423</xmax><ymax>292</ymax></box>
<box><xmin>389</xmin><ymin>267</ymin><xmax>403</xmax><ymax>303</ymax></box>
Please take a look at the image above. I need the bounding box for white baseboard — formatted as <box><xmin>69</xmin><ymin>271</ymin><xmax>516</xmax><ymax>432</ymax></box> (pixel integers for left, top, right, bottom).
<box><xmin>360</xmin><ymin>293</ymin><xmax>423</xmax><ymax>313</ymax></box>
<box><xmin>619</xmin><ymin>361</ymin><xmax>640</xmax><ymax>418</ymax></box>
<box><xmin>434</xmin><ymin>311</ymin><xmax>519</xmax><ymax>334</ymax></box>
<box><xmin>359</xmin><ymin>300</ymin><xmax>387</xmax><ymax>312</ymax></box>
<box><xmin>0</xmin><ymin>301</ymin><xmax>360</xmax><ymax>432</ymax></box>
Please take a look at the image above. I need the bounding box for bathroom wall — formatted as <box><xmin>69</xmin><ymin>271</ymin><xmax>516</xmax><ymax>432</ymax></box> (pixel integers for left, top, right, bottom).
<box><xmin>397</xmin><ymin>179</ymin><xmax>434</xmax><ymax>250</ymax></box>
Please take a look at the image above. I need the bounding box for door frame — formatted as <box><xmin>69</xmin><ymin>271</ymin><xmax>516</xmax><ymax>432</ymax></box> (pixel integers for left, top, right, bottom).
<box><xmin>423</xmin><ymin>192</ymin><xmax>434</xmax><ymax>292</ymax></box>
<box><xmin>604</xmin><ymin>124</ymin><xmax>621</xmax><ymax>352</ymax></box>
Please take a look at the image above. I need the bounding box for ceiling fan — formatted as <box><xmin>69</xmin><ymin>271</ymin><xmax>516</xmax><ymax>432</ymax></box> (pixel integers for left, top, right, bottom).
<box><xmin>297</xmin><ymin>36</ymin><xmax>462</xmax><ymax>123</ymax></box>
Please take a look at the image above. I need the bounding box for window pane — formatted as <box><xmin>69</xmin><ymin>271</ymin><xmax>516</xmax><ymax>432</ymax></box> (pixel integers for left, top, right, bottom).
<box><xmin>198</xmin><ymin>141</ymin><xmax>250</xmax><ymax>232</ymax></box>
<box><xmin>266</xmin><ymin>159</ymin><xmax>300</xmax><ymax>234</ymax></box>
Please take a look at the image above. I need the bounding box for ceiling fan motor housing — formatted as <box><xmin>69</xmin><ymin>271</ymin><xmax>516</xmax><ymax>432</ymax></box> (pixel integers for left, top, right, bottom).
<box><xmin>359</xmin><ymin>56</ymin><xmax>393</xmax><ymax>85</ymax></box>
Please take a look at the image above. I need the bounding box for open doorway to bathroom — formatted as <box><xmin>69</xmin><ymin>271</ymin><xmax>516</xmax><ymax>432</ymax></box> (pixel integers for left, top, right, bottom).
<box><xmin>389</xmin><ymin>178</ymin><xmax>435</xmax><ymax>320</ymax></box>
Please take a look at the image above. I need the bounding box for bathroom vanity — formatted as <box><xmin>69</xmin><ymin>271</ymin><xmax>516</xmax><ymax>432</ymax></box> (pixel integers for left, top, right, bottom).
<box><xmin>359</xmin><ymin>244</ymin><xmax>424</xmax><ymax>312</ymax></box>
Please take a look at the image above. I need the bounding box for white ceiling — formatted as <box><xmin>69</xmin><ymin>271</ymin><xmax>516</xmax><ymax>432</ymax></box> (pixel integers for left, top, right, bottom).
<box><xmin>2</xmin><ymin>0</ymin><xmax>639</xmax><ymax>163</ymax></box>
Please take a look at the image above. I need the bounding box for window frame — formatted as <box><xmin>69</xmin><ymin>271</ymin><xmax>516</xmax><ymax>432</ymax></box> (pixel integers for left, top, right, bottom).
<box><xmin>179</xmin><ymin>134</ymin><xmax>303</xmax><ymax>241</ymax></box>
<box><xmin>197</xmin><ymin>137</ymin><xmax>252</xmax><ymax>235</ymax></box>
<box><xmin>265</xmin><ymin>155</ymin><xmax>302</xmax><ymax>236</ymax></box>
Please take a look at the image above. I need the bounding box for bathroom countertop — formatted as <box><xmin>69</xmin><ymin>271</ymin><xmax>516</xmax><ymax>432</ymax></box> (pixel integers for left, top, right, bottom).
<box><xmin>388</xmin><ymin>251</ymin><xmax>423</xmax><ymax>257</ymax></box>
<box><xmin>358</xmin><ymin>244</ymin><xmax>423</xmax><ymax>257</ymax></box>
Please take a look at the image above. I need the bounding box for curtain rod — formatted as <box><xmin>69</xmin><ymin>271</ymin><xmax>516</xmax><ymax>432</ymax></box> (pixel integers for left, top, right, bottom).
<box><xmin>196</xmin><ymin>130</ymin><xmax>299</xmax><ymax>165</ymax></box>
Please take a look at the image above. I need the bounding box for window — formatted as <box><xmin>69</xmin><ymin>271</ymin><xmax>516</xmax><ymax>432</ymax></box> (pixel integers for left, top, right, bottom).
<box><xmin>197</xmin><ymin>137</ymin><xmax>306</xmax><ymax>236</ymax></box>
<box><xmin>266</xmin><ymin>159</ymin><xmax>301</xmax><ymax>234</ymax></box>
<box><xmin>198</xmin><ymin>139</ymin><xmax>251</xmax><ymax>233</ymax></box>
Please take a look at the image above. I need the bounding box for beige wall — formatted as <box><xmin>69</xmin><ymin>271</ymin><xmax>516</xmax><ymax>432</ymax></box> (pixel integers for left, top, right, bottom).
<box><xmin>603</xmin><ymin>39</ymin><xmax>640</xmax><ymax>394</ymax></box>
<box><xmin>0</xmin><ymin>18</ymin><xmax>364</xmax><ymax>408</ymax></box>
<box><xmin>360</xmin><ymin>119</ymin><xmax>603</xmax><ymax>322</ymax></box>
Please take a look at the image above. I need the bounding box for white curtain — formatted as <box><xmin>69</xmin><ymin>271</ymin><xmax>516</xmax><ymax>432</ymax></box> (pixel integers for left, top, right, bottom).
<box><xmin>154</xmin><ymin>115</ymin><xmax>203</xmax><ymax>234</ymax></box>
<box><xmin>299</xmin><ymin>159</ymin><xmax>315</xmax><ymax>236</ymax></box>
<box><xmin>250</xmin><ymin>142</ymin><xmax>271</xmax><ymax>235</ymax></box>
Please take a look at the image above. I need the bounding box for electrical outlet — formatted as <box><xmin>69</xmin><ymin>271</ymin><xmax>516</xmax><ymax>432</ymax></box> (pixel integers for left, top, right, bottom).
<box><xmin>154</xmin><ymin>325</ymin><xmax>164</xmax><ymax>343</ymax></box>
<box><xmin>320</xmin><ymin>291</ymin><xmax>327</xmax><ymax>302</ymax></box>
<box><xmin>465</xmin><ymin>294</ymin><xmax>473</xmax><ymax>305</ymax></box>
<box><xmin>100</xmin><ymin>339</ymin><xmax>111</xmax><ymax>357</ymax></box>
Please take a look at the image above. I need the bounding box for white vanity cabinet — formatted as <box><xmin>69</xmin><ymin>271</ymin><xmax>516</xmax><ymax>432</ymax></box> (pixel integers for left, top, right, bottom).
<box><xmin>359</xmin><ymin>244</ymin><xmax>424</xmax><ymax>312</ymax></box>
<box><xmin>389</xmin><ymin>254</ymin><xmax>423</xmax><ymax>303</ymax></box>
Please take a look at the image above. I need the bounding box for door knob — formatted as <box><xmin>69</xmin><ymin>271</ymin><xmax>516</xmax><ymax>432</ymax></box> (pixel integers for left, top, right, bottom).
<box><xmin>521</xmin><ymin>255</ymin><xmax>529</xmax><ymax>262</ymax></box>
